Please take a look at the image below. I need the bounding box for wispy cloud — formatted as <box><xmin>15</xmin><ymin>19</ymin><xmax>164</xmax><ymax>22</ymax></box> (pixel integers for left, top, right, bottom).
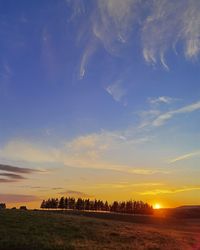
<box><xmin>0</xmin><ymin>140</ymin><xmax>59</xmax><ymax>163</ymax></box>
<box><xmin>140</xmin><ymin>186</ymin><xmax>200</xmax><ymax>195</ymax></box>
<box><xmin>0</xmin><ymin>194</ymin><xmax>39</xmax><ymax>203</ymax></box>
<box><xmin>51</xmin><ymin>187</ymin><xmax>64</xmax><ymax>190</ymax></box>
<box><xmin>0</xmin><ymin>173</ymin><xmax>25</xmax><ymax>180</ymax></box>
<box><xmin>0</xmin><ymin>163</ymin><xmax>41</xmax><ymax>183</ymax></box>
<box><xmin>0</xmin><ymin>178</ymin><xmax>16</xmax><ymax>183</ymax></box>
<box><xmin>169</xmin><ymin>151</ymin><xmax>200</xmax><ymax>164</ymax></box>
<box><xmin>152</xmin><ymin>100</ymin><xmax>200</xmax><ymax>127</ymax></box>
<box><xmin>68</xmin><ymin>0</ymin><xmax>140</xmax><ymax>78</ymax></box>
<box><xmin>105</xmin><ymin>80</ymin><xmax>127</xmax><ymax>103</ymax></box>
<box><xmin>67</xmin><ymin>0</ymin><xmax>200</xmax><ymax>77</ymax></box>
<box><xmin>93</xmin><ymin>0</ymin><xmax>140</xmax><ymax>54</ymax></box>
<box><xmin>79</xmin><ymin>40</ymin><xmax>97</xmax><ymax>79</ymax></box>
<box><xmin>0</xmin><ymin>164</ymin><xmax>38</xmax><ymax>174</ymax></box>
<box><xmin>64</xmin><ymin>133</ymin><xmax>164</xmax><ymax>174</ymax></box>
<box><xmin>91</xmin><ymin>182</ymin><xmax>163</xmax><ymax>190</ymax></box>
<box><xmin>148</xmin><ymin>96</ymin><xmax>176</xmax><ymax>105</ymax></box>
<box><xmin>142</xmin><ymin>0</ymin><xmax>200</xmax><ymax>68</ymax></box>
<box><xmin>58</xmin><ymin>190</ymin><xmax>92</xmax><ymax>198</ymax></box>
<box><xmin>66</xmin><ymin>0</ymin><xmax>86</xmax><ymax>22</ymax></box>
<box><xmin>0</xmin><ymin>133</ymin><xmax>165</xmax><ymax>176</ymax></box>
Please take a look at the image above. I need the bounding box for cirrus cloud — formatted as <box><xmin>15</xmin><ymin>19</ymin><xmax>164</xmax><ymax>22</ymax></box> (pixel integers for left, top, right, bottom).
<box><xmin>67</xmin><ymin>0</ymin><xmax>200</xmax><ymax>78</ymax></box>
<box><xmin>152</xmin><ymin>100</ymin><xmax>200</xmax><ymax>127</ymax></box>
<box><xmin>140</xmin><ymin>186</ymin><xmax>200</xmax><ymax>195</ymax></box>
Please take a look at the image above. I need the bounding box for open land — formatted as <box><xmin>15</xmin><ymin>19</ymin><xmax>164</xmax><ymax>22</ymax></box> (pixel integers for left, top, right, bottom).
<box><xmin>0</xmin><ymin>209</ymin><xmax>200</xmax><ymax>250</ymax></box>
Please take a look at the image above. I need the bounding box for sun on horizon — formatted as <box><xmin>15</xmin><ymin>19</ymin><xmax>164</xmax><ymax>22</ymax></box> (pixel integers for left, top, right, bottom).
<box><xmin>154</xmin><ymin>203</ymin><xmax>162</xmax><ymax>210</ymax></box>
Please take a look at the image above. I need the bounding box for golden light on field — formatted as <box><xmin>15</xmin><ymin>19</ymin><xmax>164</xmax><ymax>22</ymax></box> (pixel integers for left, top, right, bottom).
<box><xmin>154</xmin><ymin>203</ymin><xmax>161</xmax><ymax>209</ymax></box>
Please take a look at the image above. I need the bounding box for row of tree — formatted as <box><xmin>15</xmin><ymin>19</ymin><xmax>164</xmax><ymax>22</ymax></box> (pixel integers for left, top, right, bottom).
<box><xmin>40</xmin><ymin>197</ymin><xmax>153</xmax><ymax>215</ymax></box>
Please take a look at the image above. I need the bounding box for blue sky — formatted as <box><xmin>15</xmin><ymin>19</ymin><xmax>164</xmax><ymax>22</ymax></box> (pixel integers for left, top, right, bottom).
<box><xmin>0</xmin><ymin>0</ymin><xmax>200</xmax><ymax>208</ymax></box>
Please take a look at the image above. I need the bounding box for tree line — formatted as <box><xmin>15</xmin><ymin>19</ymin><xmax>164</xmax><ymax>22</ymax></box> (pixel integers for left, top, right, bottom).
<box><xmin>40</xmin><ymin>197</ymin><xmax>153</xmax><ymax>215</ymax></box>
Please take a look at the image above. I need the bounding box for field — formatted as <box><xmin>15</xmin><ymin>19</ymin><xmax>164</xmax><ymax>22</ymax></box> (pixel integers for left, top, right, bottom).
<box><xmin>0</xmin><ymin>209</ymin><xmax>200</xmax><ymax>250</ymax></box>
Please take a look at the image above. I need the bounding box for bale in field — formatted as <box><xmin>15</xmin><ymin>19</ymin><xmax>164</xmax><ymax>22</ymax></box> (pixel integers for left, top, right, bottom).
<box><xmin>20</xmin><ymin>206</ymin><xmax>27</xmax><ymax>210</ymax></box>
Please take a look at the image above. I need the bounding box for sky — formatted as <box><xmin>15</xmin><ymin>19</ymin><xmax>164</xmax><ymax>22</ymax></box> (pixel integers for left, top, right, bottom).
<box><xmin>0</xmin><ymin>0</ymin><xmax>200</xmax><ymax>208</ymax></box>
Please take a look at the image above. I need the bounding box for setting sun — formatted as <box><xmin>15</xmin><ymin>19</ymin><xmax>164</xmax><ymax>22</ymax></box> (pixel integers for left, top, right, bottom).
<box><xmin>154</xmin><ymin>203</ymin><xmax>161</xmax><ymax>209</ymax></box>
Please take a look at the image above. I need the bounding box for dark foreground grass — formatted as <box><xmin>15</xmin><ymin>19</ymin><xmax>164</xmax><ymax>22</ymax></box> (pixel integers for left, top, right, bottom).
<box><xmin>0</xmin><ymin>209</ymin><xmax>199</xmax><ymax>250</ymax></box>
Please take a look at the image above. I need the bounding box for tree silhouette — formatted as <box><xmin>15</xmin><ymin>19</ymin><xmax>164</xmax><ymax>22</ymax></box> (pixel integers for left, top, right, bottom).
<box><xmin>40</xmin><ymin>197</ymin><xmax>153</xmax><ymax>215</ymax></box>
<box><xmin>64</xmin><ymin>197</ymin><xmax>69</xmax><ymax>209</ymax></box>
<box><xmin>58</xmin><ymin>197</ymin><xmax>65</xmax><ymax>209</ymax></box>
<box><xmin>104</xmin><ymin>201</ymin><xmax>109</xmax><ymax>211</ymax></box>
<box><xmin>40</xmin><ymin>200</ymin><xmax>46</xmax><ymax>209</ymax></box>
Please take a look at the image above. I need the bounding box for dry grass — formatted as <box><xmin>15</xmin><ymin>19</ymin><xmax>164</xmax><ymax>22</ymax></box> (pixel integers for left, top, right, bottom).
<box><xmin>0</xmin><ymin>209</ymin><xmax>199</xmax><ymax>250</ymax></box>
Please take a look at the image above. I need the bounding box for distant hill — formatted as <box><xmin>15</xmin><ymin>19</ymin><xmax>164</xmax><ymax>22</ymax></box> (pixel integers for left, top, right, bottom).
<box><xmin>176</xmin><ymin>205</ymin><xmax>200</xmax><ymax>209</ymax></box>
<box><xmin>154</xmin><ymin>205</ymin><xmax>200</xmax><ymax>218</ymax></box>
<box><xmin>169</xmin><ymin>205</ymin><xmax>200</xmax><ymax>218</ymax></box>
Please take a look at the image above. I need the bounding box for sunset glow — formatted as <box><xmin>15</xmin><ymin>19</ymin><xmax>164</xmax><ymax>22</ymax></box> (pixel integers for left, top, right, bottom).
<box><xmin>0</xmin><ymin>0</ymin><xmax>200</xmax><ymax>210</ymax></box>
<box><xmin>154</xmin><ymin>204</ymin><xmax>161</xmax><ymax>210</ymax></box>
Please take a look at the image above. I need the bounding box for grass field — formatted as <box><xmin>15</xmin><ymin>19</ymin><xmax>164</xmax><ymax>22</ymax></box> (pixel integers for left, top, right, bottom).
<box><xmin>0</xmin><ymin>209</ymin><xmax>200</xmax><ymax>250</ymax></box>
